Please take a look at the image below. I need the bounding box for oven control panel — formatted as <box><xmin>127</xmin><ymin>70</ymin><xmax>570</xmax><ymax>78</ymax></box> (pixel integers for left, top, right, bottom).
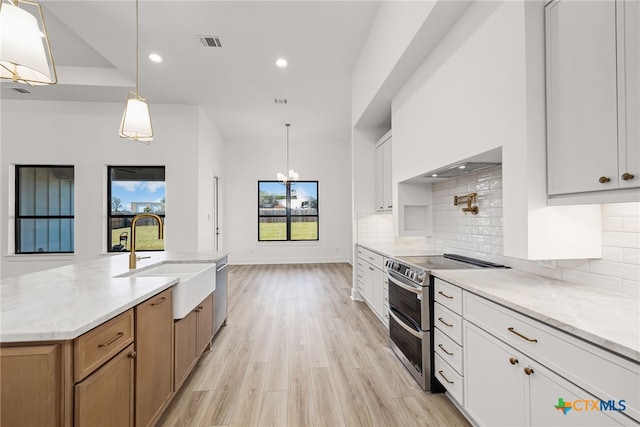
<box><xmin>386</xmin><ymin>259</ymin><xmax>426</xmax><ymax>285</ymax></box>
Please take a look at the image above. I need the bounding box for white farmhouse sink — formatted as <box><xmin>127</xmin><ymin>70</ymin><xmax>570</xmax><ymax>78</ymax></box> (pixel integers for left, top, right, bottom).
<box><xmin>120</xmin><ymin>262</ymin><xmax>216</xmax><ymax>319</ymax></box>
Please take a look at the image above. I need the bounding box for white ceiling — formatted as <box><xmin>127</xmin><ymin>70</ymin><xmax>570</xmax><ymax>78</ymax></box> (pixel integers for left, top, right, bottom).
<box><xmin>1</xmin><ymin>1</ymin><xmax>381</xmax><ymax>145</ymax></box>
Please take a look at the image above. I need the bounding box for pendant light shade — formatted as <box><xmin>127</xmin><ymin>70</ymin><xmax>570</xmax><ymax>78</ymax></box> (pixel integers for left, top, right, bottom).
<box><xmin>277</xmin><ymin>123</ymin><xmax>299</xmax><ymax>183</ymax></box>
<box><xmin>0</xmin><ymin>0</ymin><xmax>57</xmax><ymax>85</ymax></box>
<box><xmin>119</xmin><ymin>0</ymin><xmax>153</xmax><ymax>143</ymax></box>
<box><xmin>119</xmin><ymin>91</ymin><xmax>153</xmax><ymax>143</ymax></box>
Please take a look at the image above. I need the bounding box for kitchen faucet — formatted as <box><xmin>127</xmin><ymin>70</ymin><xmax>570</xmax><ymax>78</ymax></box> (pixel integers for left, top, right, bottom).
<box><xmin>129</xmin><ymin>213</ymin><xmax>164</xmax><ymax>269</ymax></box>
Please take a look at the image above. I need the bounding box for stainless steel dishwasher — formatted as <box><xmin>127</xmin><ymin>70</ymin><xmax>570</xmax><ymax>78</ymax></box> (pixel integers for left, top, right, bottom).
<box><xmin>213</xmin><ymin>256</ymin><xmax>228</xmax><ymax>334</ymax></box>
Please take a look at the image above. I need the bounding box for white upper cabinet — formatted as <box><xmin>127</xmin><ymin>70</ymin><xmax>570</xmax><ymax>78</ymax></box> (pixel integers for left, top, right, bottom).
<box><xmin>375</xmin><ymin>131</ymin><xmax>393</xmax><ymax>211</ymax></box>
<box><xmin>546</xmin><ymin>0</ymin><xmax>639</xmax><ymax>200</ymax></box>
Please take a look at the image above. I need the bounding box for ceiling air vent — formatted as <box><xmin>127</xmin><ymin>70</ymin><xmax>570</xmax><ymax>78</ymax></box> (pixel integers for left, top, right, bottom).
<box><xmin>11</xmin><ymin>87</ymin><xmax>30</xmax><ymax>94</ymax></box>
<box><xmin>273</xmin><ymin>98</ymin><xmax>288</xmax><ymax>105</ymax></box>
<box><xmin>197</xmin><ymin>35</ymin><xmax>222</xmax><ymax>48</ymax></box>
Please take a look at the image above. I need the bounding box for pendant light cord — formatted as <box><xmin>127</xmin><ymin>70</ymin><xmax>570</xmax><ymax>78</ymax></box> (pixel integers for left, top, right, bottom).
<box><xmin>286</xmin><ymin>123</ymin><xmax>290</xmax><ymax>172</ymax></box>
<box><xmin>135</xmin><ymin>0</ymin><xmax>139</xmax><ymax>95</ymax></box>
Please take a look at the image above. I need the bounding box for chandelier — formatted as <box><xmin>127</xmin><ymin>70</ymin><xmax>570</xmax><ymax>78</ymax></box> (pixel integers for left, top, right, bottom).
<box><xmin>276</xmin><ymin>123</ymin><xmax>299</xmax><ymax>183</ymax></box>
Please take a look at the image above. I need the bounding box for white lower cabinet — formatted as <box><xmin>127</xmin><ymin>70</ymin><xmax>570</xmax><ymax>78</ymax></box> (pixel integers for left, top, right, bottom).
<box><xmin>431</xmin><ymin>277</ymin><xmax>640</xmax><ymax>427</ymax></box>
<box><xmin>464</xmin><ymin>321</ymin><xmax>628</xmax><ymax>427</ymax></box>
<box><xmin>464</xmin><ymin>322</ymin><xmax>525</xmax><ymax>426</ymax></box>
<box><xmin>357</xmin><ymin>246</ymin><xmax>387</xmax><ymax>327</ymax></box>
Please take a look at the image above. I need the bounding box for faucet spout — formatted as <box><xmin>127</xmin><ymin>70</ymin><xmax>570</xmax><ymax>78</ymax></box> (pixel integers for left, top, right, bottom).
<box><xmin>129</xmin><ymin>213</ymin><xmax>164</xmax><ymax>269</ymax></box>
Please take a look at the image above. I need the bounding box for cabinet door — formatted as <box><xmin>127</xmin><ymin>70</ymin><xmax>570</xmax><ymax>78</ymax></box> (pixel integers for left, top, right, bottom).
<box><xmin>620</xmin><ymin>0</ymin><xmax>640</xmax><ymax>189</ymax></box>
<box><xmin>546</xmin><ymin>0</ymin><xmax>619</xmax><ymax>194</ymax></box>
<box><xmin>136</xmin><ymin>289</ymin><xmax>174</xmax><ymax>427</ymax></box>
<box><xmin>464</xmin><ymin>322</ymin><xmax>526</xmax><ymax>427</ymax></box>
<box><xmin>363</xmin><ymin>263</ymin><xmax>375</xmax><ymax>305</ymax></box>
<box><xmin>196</xmin><ymin>294</ymin><xmax>214</xmax><ymax>355</ymax></box>
<box><xmin>382</xmin><ymin>139</ymin><xmax>392</xmax><ymax>210</ymax></box>
<box><xmin>528</xmin><ymin>360</ymin><xmax>625</xmax><ymax>426</ymax></box>
<box><xmin>372</xmin><ymin>266</ymin><xmax>384</xmax><ymax>318</ymax></box>
<box><xmin>174</xmin><ymin>309</ymin><xmax>198</xmax><ymax>390</ymax></box>
<box><xmin>1</xmin><ymin>344</ymin><xmax>65</xmax><ymax>427</ymax></box>
<box><xmin>74</xmin><ymin>344</ymin><xmax>135</xmax><ymax>427</ymax></box>
<box><xmin>375</xmin><ymin>144</ymin><xmax>385</xmax><ymax>211</ymax></box>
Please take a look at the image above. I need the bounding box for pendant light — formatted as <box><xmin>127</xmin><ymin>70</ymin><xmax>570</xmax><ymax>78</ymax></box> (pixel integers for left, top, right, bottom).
<box><xmin>277</xmin><ymin>123</ymin><xmax>299</xmax><ymax>183</ymax></box>
<box><xmin>119</xmin><ymin>0</ymin><xmax>153</xmax><ymax>143</ymax></box>
<box><xmin>0</xmin><ymin>0</ymin><xmax>57</xmax><ymax>86</ymax></box>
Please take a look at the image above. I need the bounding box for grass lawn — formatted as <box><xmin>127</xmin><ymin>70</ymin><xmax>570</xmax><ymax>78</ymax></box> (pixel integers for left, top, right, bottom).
<box><xmin>259</xmin><ymin>222</ymin><xmax>318</xmax><ymax>240</ymax></box>
<box><xmin>111</xmin><ymin>225</ymin><xmax>165</xmax><ymax>251</ymax></box>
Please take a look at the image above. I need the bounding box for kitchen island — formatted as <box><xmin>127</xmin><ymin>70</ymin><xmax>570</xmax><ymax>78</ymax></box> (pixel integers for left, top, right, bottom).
<box><xmin>0</xmin><ymin>250</ymin><xmax>230</xmax><ymax>427</ymax></box>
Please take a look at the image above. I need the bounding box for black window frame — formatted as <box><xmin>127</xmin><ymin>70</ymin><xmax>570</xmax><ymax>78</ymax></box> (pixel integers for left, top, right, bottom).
<box><xmin>15</xmin><ymin>165</ymin><xmax>75</xmax><ymax>254</ymax></box>
<box><xmin>258</xmin><ymin>180</ymin><xmax>319</xmax><ymax>242</ymax></box>
<box><xmin>107</xmin><ymin>166</ymin><xmax>166</xmax><ymax>253</ymax></box>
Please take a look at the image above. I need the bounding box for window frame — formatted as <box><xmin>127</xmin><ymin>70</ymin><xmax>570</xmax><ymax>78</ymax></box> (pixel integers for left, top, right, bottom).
<box><xmin>107</xmin><ymin>165</ymin><xmax>166</xmax><ymax>253</ymax></box>
<box><xmin>257</xmin><ymin>180</ymin><xmax>319</xmax><ymax>242</ymax></box>
<box><xmin>15</xmin><ymin>165</ymin><xmax>75</xmax><ymax>254</ymax></box>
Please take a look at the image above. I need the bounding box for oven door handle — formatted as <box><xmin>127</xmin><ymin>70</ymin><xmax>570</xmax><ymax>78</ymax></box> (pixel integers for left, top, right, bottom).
<box><xmin>389</xmin><ymin>308</ymin><xmax>423</xmax><ymax>339</ymax></box>
<box><xmin>387</xmin><ymin>271</ymin><xmax>422</xmax><ymax>296</ymax></box>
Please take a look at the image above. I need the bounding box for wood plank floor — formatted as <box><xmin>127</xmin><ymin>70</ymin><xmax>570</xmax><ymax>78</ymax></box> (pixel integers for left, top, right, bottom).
<box><xmin>158</xmin><ymin>263</ymin><xmax>470</xmax><ymax>427</ymax></box>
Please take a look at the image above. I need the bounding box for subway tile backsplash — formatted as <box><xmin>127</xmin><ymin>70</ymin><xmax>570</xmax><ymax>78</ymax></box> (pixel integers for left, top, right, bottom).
<box><xmin>430</xmin><ymin>166</ymin><xmax>640</xmax><ymax>296</ymax></box>
<box><xmin>358</xmin><ymin>165</ymin><xmax>640</xmax><ymax>296</ymax></box>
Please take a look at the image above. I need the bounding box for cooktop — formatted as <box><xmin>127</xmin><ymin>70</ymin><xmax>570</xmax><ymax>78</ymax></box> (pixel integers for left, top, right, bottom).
<box><xmin>394</xmin><ymin>254</ymin><xmax>508</xmax><ymax>271</ymax></box>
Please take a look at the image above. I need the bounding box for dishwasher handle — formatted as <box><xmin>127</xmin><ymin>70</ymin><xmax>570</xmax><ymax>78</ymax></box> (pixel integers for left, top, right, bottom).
<box><xmin>216</xmin><ymin>262</ymin><xmax>228</xmax><ymax>272</ymax></box>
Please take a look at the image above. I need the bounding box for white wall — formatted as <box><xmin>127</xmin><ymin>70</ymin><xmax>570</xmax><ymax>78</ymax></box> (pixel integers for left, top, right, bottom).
<box><xmin>391</xmin><ymin>0</ymin><xmax>601</xmax><ymax>260</ymax></box>
<box><xmin>225</xmin><ymin>139</ymin><xmax>352</xmax><ymax>264</ymax></box>
<box><xmin>351</xmin><ymin>1</ymin><xmax>436</xmax><ymax>126</ymax></box>
<box><xmin>197</xmin><ymin>107</ymin><xmax>226</xmax><ymax>252</ymax></box>
<box><xmin>1</xmin><ymin>100</ymin><xmax>224</xmax><ymax>278</ymax></box>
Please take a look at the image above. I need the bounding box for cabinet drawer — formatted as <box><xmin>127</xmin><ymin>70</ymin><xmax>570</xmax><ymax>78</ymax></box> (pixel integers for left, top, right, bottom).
<box><xmin>464</xmin><ymin>292</ymin><xmax>640</xmax><ymax>422</ymax></box>
<box><xmin>434</xmin><ymin>278</ymin><xmax>462</xmax><ymax>315</ymax></box>
<box><xmin>435</xmin><ymin>303</ymin><xmax>462</xmax><ymax>345</ymax></box>
<box><xmin>434</xmin><ymin>353</ymin><xmax>463</xmax><ymax>405</ymax></box>
<box><xmin>363</xmin><ymin>249</ymin><xmax>384</xmax><ymax>269</ymax></box>
<box><xmin>357</xmin><ymin>246</ymin><xmax>364</xmax><ymax>259</ymax></box>
<box><xmin>74</xmin><ymin>309</ymin><xmax>134</xmax><ymax>382</ymax></box>
<box><xmin>434</xmin><ymin>327</ymin><xmax>463</xmax><ymax>375</ymax></box>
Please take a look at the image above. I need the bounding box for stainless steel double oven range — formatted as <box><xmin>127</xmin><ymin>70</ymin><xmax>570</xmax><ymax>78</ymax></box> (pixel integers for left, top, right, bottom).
<box><xmin>385</xmin><ymin>254</ymin><xmax>508</xmax><ymax>391</ymax></box>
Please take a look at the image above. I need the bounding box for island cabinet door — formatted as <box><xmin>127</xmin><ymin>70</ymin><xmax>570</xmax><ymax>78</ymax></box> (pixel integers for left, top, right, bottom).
<box><xmin>74</xmin><ymin>344</ymin><xmax>135</xmax><ymax>427</ymax></box>
<box><xmin>196</xmin><ymin>294</ymin><xmax>214</xmax><ymax>354</ymax></box>
<box><xmin>174</xmin><ymin>309</ymin><xmax>198</xmax><ymax>390</ymax></box>
<box><xmin>135</xmin><ymin>288</ymin><xmax>174</xmax><ymax>427</ymax></box>
<box><xmin>1</xmin><ymin>343</ymin><xmax>69</xmax><ymax>427</ymax></box>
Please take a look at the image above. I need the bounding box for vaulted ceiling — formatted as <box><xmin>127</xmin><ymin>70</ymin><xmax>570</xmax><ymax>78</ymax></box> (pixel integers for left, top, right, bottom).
<box><xmin>1</xmin><ymin>1</ymin><xmax>381</xmax><ymax>145</ymax></box>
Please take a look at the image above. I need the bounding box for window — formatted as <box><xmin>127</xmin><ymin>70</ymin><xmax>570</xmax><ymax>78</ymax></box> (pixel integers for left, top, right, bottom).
<box><xmin>15</xmin><ymin>166</ymin><xmax>74</xmax><ymax>254</ymax></box>
<box><xmin>258</xmin><ymin>181</ymin><xmax>318</xmax><ymax>241</ymax></box>
<box><xmin>108</xmin><ymin>166</ymin><xmax>165</xmax><ymax>252</ymax></box>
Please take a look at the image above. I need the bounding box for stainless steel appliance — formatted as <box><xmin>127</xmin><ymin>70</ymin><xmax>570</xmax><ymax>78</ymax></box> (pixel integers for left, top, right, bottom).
<box><xmin>213</xmin><ymin>256</ymin><xmax>228</xmax><ymax>335</ymax></box>
<box><xmin>386</xmin><ymin>254</ymin><xmax>507</xmax><ymax>391</ymax></box>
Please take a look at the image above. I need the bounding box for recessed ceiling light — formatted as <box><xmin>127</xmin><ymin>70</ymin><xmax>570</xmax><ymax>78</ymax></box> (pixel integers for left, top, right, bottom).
<box><xmin>431</xmin><ymin>174</ymin><xmax>438</xmax><ymax>177</ymax></box>
<box><xmin>458</xmin><ymin>165</ymin><xmax>466</xmax><ymax>169</ymax></box>
<box><xmin>276</xmin><ymin>58</ymin><xmax>288</xmax><ymax>68</ymax></box>
<box><xmin>149</xmin><ymin>53</ymin><xmax>163</xmax><ymax>63</ymax></box>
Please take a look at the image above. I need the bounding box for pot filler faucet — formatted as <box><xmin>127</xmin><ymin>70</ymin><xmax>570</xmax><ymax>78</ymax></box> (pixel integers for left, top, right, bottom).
<box><xmin>129</xmin><ymin>213</ymin><xmax>164</xmax><ymax>269</ymax></box>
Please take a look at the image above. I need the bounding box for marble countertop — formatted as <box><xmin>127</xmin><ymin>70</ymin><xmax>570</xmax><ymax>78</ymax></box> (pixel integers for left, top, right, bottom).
<box><xmin>0</xmin><ymin>251</ymin><xmax>230</xmax><ymax>343</ymax></box>
<box><xmin>357</xmin><ymin>241</ymin><xmax>441</xmax><ymax>257</ymax></box>
<box><xmin>432</xmin><ymin>269</ymin><xmax>640</xmax><ymax>362</ymax></box>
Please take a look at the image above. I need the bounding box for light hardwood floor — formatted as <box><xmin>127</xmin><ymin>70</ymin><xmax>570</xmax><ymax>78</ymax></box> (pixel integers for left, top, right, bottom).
<box><xmin>158</xmin><ymin>263</ymin><xmax>470</xmax><ymax>427</ymax></box>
